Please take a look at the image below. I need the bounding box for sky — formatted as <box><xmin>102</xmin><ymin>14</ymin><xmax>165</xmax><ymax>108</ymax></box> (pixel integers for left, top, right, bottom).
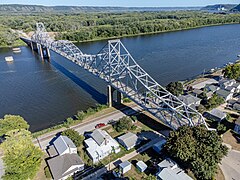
<box><xmin>0</xmin><ymin>0</ymin><xmax>239</xmax><ymax>7</ymax></box>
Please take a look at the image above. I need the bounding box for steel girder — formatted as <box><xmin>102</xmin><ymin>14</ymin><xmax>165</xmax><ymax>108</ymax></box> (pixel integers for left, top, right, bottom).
<box><xmin>30</xmin><ymin>23</ymin><xmax>207</xmax><ymax>130</ymax></box>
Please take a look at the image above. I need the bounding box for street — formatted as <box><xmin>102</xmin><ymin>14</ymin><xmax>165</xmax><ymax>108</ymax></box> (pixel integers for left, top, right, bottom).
<box><xmin>220</xmin><ymin>150</ymin><xmax>240</xmax><ymax>180</ymax></box>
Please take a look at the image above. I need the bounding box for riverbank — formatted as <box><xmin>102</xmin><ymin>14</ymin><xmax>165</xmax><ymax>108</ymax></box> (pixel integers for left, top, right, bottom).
<box><xmin>1</xmin><ymin>22</ymin><xmax>239</xmax><ymax>48</ymax></box>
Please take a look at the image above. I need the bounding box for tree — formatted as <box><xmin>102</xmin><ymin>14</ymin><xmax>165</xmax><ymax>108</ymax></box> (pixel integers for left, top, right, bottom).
<box><xmin>0</xmin><ymin>129</ymin><xmax>43</xmax><ymax>180</ymax></box>
<box><xmin>0</xmin><ymin>115</ymin><xmax>29</xmax><ymax>136</ymax></box>
<box><xmin>61</xmin><ymin>129</ymin><xmax>84</xmax><ymax>147</ymax></box>
<box><xmin>114</xmin><ymin>116</ymin><xmax>133</xmax><ymax>132</ymax></box>
<box><xmin>163</xmin><ymin>126</ymin><xmax>228</xmax><ymax>180</ymax></box>
<box><xmin>166</xmin><ymin>81</ymin><xmax>183</xmax><ymax>96</ymax></box>
<box><xmin>205</xmin><ymin>94</ymin><xmax>224</xmax><ymax>110</ymax></box>
<box><xmin>223</xmin><ymin>64</ymin><xmax>240</xmax><ymax>80</ymax></box>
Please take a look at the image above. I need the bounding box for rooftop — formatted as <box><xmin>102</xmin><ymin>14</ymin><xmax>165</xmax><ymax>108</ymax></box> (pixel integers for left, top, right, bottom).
<box><xmin>178</xmin><ymin>94</ymin><xmax>201</xmax><ymax>106</ymax></box>
<box><xmin>216</xmin><ymin>89</ymin><xmax>232</xmax><ymax>99</ymax></box>
<box><xmin>209</xmin><ymin>108</ymin><xmax>226</xmax><ymax>120</ymax></box>
<box><xmin>192</xmin><ymin>79</ymin><xmax>218</xmax><ymax>89</ymax></box>
<box><xmin>119</xmin><ymin>161</ymin><xmax>131</xmax><ymax>169</ymax></box>
<box><xmin>117</xmin><ymin>132</ymin><xmax>140</xmax><ymax>149</ymax></box>
<box><xmin>53</xmin><ymin>135</ymin><xmax>77</xmax><ymax>155</ymax></box>
<box><xmin>91</xmin><ymin>129</ymin><xmax>107</xmax><ymax>146</ymax></box>
<box><xmin>47</xmin><ymin>153</ymin><xmax>84</xmax><ymax>180</ymax></box>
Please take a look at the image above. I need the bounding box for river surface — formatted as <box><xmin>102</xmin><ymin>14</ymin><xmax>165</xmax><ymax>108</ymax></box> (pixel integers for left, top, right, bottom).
<box><xmin>0</xmin><ymin>24</ymin><xmax>240</xmax><ymax>132</ymax></box>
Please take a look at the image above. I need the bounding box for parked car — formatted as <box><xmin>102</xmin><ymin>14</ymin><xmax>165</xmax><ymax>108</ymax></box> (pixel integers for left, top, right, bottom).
<box><xmin>95</xmin><ymin>123</ymin><xmax>106</xmax><ymax>128</ymax></box>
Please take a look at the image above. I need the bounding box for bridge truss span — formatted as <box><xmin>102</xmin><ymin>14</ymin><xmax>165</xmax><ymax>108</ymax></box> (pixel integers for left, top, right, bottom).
<box><xmin>29</xmin><ymin>22</ymin><xmax>207</xmax><ymax>130</ymax></box>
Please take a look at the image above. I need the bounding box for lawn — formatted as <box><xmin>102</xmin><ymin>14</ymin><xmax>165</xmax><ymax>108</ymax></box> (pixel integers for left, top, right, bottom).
<box><xmin>222</xmin><ymin>130</ymin><xmax>240</xmax><ymax>151</ymax></box>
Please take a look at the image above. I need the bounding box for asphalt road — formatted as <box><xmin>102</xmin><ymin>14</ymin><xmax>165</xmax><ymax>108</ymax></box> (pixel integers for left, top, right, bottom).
<box><xmin>220</xmin><ymin>150</ymin><xmax>240</xmax><ymax>180</ymax></box>
<box><xmin>35</xmin><ymin>104</ymin><xmax>142</xmax><ymax>150</ymax></box>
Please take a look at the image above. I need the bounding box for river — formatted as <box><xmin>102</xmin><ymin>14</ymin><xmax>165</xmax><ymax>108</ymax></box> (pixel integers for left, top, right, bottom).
<box><xmin>0</xmin><ymin>24</ymin><xmax>240</xmax><ymax>132</ymax></box>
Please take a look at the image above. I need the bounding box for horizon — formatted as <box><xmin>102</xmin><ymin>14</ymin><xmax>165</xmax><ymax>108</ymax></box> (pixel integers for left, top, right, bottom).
<box><xmin>0</xmin><ymin>1</ymin><xmax>239</xmax><ymax>8</ymax></box>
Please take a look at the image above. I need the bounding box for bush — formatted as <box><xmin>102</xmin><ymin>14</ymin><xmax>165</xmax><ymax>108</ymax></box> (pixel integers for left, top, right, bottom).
<box><xmin>166</xmin><ymin>81</ymin><xmax>183</xmax><ymax>96</ymax></box>
<box><xmin>44</xmin><ymin>166</ymin><xmax>52</xmax><ymax>179</ymax></box>
<box><xmin>61</xmin><ymin>129</ymin><xmax>84</xmax><ymax>147</ymax></box>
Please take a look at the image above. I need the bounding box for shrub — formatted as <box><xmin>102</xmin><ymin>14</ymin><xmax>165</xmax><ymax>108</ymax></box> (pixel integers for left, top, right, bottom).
<box><xmin>44</xmin><ymin>166</ymin><xmax>52</xmax><ymax>179</ymax></box>
<box><xmin>114</xmin><ymin>116</ymin><xmax>133</xmax><ymax>132</ymax></box>
<box><xmin>61</xmin><ymin>129</ymin><xmax>84</xmax><ymax>147</ymax></box>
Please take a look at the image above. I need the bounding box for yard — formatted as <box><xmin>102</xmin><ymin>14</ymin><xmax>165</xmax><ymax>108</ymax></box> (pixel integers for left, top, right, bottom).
<box><xmin>222</xmin><ymin>130</ymin><xmax>240</xmax><ymax>151</ymax></box>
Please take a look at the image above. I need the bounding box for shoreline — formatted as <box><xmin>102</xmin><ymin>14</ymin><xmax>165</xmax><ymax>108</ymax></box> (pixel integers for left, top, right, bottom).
<box><xmin>0</xmin><ymin>22</ymin><xmax>239</xmax><ymax>48</ymax></box>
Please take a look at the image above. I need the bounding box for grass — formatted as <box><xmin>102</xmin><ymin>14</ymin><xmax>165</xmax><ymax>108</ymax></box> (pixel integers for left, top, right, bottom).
<box><xmin>222</xmin><ymin>130</ymin><xmax>240</xmax><ymax>151</ymax></box>
<box><xmin>34</xmin><ymin>153</ymin><xmax>51</xmax><ymax>180</ymax></box>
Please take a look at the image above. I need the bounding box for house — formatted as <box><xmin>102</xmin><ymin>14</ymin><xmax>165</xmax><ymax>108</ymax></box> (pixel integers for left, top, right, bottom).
<box><xmin>84</xmin><ymin>129</ymin><xmax>120</xmax><ymax>163</ymax></box>
<box><xmin>219</xmin><ymin>79</ymin><xmax>236</xmax><ymax>89</ymax></box>
<box><xmin>233</xmin><ymin>103</ymin><xmax>240</xmax><ymax>111</ymax></box>
<box><xmin>191</xmin><ymin>78</ymin><xmax>218</xmax><ymax>89</ymax></box>
<box><xmin>234</xmin><ymin>117</ymin><xmax>240</xmax><ymax>134</ymax></box>
<box><xmin>50</xmin><ymin>135</ymin><xmax>77</xmax><ymax>156</ymax></box>
<box><xmin>119</xmin><ymin>161</ymin><xmax>131</xmax><ymax>174</ymax></box>
<box><xmin>156</xmin><ymin>158</ymin><xmax>192</xmax><ymax>180</ymax></box>
<box><xmin>232</xmin><ymin>83</ymin><xmax>240</xmax><ymax>93</ymax></box>
<box><xmin>225</xmin><ymin>86</ymin><xmax>236</xmax><ymax>93</ymax></box>
<box><xmin>205</xmin><ymin>108</ymin><xmax>226</xmax><ymax>122</ymax></box>
<box><xmin>47</xmin><ymin>153</ymin><xmax>84</xmax><ymax>180</ymax></box>
<box><xmin>191</xmin><ymin>89</ymin><xmax>203</xmax><ymax>97</ymax></box>
<box><xmin>117</xmin><ymin>132</ymin><xmax>141</xmax><ymax>150</ymax></box>
<box><xmin>215</xmin><ymin>89</ymin><xmax>233</xmax><ymax>101</ymax></box>
<box><xmin>153</xmin><ymin>139</ymin><xmax>167</xmax><ymax>154</ymax></box>
<box><xmin>205</xmin><ymin>84</ymin><xmax>220</xmax><ymax>93</ymax></box>
<box><xmin>136</xmin><ymin>161</ymin><xmax>147</xmax><ymax>172</ymax></box>
<box><xmin>178</xmin><ymin>94</ymin><xmax>201</xmax><ymax>108</ymax></box>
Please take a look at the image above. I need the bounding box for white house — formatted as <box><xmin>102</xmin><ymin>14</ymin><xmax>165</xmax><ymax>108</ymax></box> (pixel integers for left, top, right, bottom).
<box><xmin>219</xmin><ymin>79</ymin><xmax>236</xmax><ymax>89</ymax></box>
<box><xmin>136</xmin><ymin>161</ymin><xmax>148</xmax><ymax>172</ymax></box>
<box><xmin>53</xmin><ymin>135</ymin><xmax>77</xmax><ymax>156</ymax></box>
<box><xmin>117</xmin><ymin>132</ymin><xmax>141</xmax><ymax>150</ymax></box>
<box><xmin>215</xmin><ymin>89</ymin><xmax>233</xmax><ymax>101</ymax></box>
<box><xmin>84</xmin><ymin>129</ymin><xmax>120</xmax><ymax>163</ymax></box>
<box><xmin>156</xmin><ymin>158</ymin><xmax>192</xmax><ymax>180</ymax></box>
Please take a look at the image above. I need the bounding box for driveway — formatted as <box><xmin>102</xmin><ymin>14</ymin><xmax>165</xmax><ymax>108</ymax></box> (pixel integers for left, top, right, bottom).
<box><xmin>220</xmin><ymin>150</ymin><xmax>240</xmax><ymax>180</ymax></box>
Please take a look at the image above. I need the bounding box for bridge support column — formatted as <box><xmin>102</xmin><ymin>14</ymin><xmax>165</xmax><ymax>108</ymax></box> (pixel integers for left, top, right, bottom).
<box><xmin>107</xmin><ymin>85</ymin><xmax>113</xmax><ymax>107</ymax></box>
<box><xmin>31</xmin><ymin>42</ymin><xmax>38</xmax><ymax>52</ymax></box>
<box><xmin>41</xmin><ymin>46</ymin><xmax>51</xmax><ymax>60</ymax></box>
<box><xmin>37</xmin><ymin>43</ymin><xmax>43</xmax><ymax>58</ymax></box>
<box><xmin>107</xmin><ymin>85</ymin><xmax>123</xmax><ymax>107</ymax></box>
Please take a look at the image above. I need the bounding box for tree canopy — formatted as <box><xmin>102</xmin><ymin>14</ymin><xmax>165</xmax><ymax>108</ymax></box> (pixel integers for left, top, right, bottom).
<box><xmin>223</xmin><ymin>64</ymin><xmax>240</xmax><ymax>80</ymax></box>
<box><xmin>202</xmin><ymin>94</ymin><xmax>225</xmax><ymax>110</ymax></box>
<box><xmin>1</xmin><ymin>129</ymin><xmax>43</xmax><ymax>180</ymax></box>
<box><xmin>166</xmin><ymin>81</ymin><xmax>183</xmax><ymax>96</ymax></box>
<box><xmin>163</xmin><ymin>126</ymin><xmax>228</xmax><ymax>180</ymax></box>
<box><xmin>61</xmin><ymin>129</ymin><xmax>84</xmax><ymax>147</ymax></box>
<box><xmin>0</xmin><ymin>115</ymin><xmax>29</xmax><ymax>136</ymax></box>
<box><xmin>114</xmin><ymin>116</ymin><xmax>133</xmax><ymax>132</ymax></box>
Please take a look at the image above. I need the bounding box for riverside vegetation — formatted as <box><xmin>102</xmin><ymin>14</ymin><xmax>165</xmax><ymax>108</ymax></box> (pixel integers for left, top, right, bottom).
<box><xmin>1</xmin><ymin>11</ymin><xmax>240</xmax><ymax>47</ymax></box>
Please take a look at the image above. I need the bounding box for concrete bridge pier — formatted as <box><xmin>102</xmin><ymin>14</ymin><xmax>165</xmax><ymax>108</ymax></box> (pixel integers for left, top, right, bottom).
<box><xmin>30</xmin><ymin>42</ymin><xmax>38</xmax><ymax>52</ymax></box>
<box><xmin>36</xmin><ymin>44</ymin><xmax>50</xmax><ymax>60</ymax></box>
<box><xmin>107</xmin><ymin>85</ymin><xmax>123</xmax><ymax>107</ymax></box>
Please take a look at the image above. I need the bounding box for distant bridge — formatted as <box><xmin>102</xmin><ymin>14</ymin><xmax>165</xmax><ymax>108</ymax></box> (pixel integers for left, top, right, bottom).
<box><xmin>21</xmin><ymin>23</ymin><xmax>207</xmax><ymax>130</ymax></box>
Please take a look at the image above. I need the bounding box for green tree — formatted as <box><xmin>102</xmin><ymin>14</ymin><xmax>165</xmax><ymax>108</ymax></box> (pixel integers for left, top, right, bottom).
<box><xmin>166</xmin><ymin>81</ymin><xmax>183</xmax><ymax>96</ymax></box>
<box><xmin>0</xmin><ymin>115</ymin><xmax>29</xmax><ymax>136</ymax></box>
<box><xmin>61</xmin><ymin>129</ymin><xmax>84</xmax><ymax>147</ymax></box>
<box><xmin>163</xmin><ymin>126</ymin><xmax>228</xmax><ymax>180</ymax></box>
<box><xmin>1</xmin><ymin>129</ymin><xmax>43</xmax><ymax>180</ymax></box>
<box><xmin>114</xmin><ymin>116</ymin><xmax>133</xmax><ymax>132</ymax></box>
<box><xmin>223</xmin><ymin>64</ymin><xmax>240</xmax><ymax>80</ymax></box>
<box><xmin>205</xmin><ymin>94</ymin><xmax>225</xmax><ymax>110</ymax></box>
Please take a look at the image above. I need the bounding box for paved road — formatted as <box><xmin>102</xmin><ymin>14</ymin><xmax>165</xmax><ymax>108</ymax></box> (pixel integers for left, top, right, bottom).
<box><xmin>35</xmin><ymin>104</ymin><xmax>142</xmax><ymax>150</ymax></box>
<box><xmin>220</xmin><ymin>150</ymin><xmax>240</xmax><ymax>180</ymax></box>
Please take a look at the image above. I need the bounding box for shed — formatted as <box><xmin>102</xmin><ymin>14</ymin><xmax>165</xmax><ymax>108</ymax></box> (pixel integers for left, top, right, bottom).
<box><xmin>119</xmin><ymin>161</ymin><xmax>131</xmax><ymax>174</ymax></box>
<box><xmin>136</xmin><ymin>161</ymin><xmax>147</xmax><ymax>172</ymax></box>
<box><xmin>205</xmin><ymin>108</ymin><xmax>226</xmax><ymax>122</ymax></box>
<box><xmin>153</xmin><ymin>139</ymin><xmax>167</xmax><ymax>154</ymax></box>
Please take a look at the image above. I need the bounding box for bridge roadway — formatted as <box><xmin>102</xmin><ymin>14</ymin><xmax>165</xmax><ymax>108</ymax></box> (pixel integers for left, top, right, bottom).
<box><xmin>21</xmin><ymin>22</ymin><xmax>208</xmax><ymax>130</ymax></box>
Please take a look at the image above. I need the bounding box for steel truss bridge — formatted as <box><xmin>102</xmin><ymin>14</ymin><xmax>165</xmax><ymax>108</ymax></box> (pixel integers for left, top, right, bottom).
<box><xmin>22</xmin><ymin>22</ymin><xmax>207</xmax><ymax>130</ymax></box>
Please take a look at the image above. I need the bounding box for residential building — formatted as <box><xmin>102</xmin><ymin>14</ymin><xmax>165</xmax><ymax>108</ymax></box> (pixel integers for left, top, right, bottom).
<box><xmin>153</xmin><ymin>139</ymin><xmax>167</xmax><ymax>154</ymax></box>
<box><xmin>234</xmin><ymin>117</ymin><xmax>240</xmax><ymax>135</ymax></box>
<box><xmin>232</xmin><ymin>83</ymin><xmax>240</xmax><ymax>93</ymax></box>
<box><xmin>225</xmin><ymin>86</ymin><xmax>236</xmax><ymax>93</ymax></box>
<box><xmin>178</xmin><ymin>94</ymin><xmax>201</xmax><ymax>108</ymax></box>
<box><xmin>191</xmin><ymin>78</ymin><xmax>218</xmax><ymax>89</ymax></box>
<box><xmin>119</xmin><ymin>161</ymin><xmax>131</xmax><ymax>174</ymax></box>
<box><xmin>233</xmin><ymin>103</ymin><xmax>240</xmax><ymax>111</ymax></box>
<box><xmin>117</xmin><ymin>132</ymin><xmax>141</xmax><ymax>150</ymax></box>
<box><xmin>51</xmin><ymin>136</ymin><xmax>77</xmax><ymax>157</ymax></box>
<box><xmin>205</xmin><ymin>108</ymin><xmax>226</xmax><ymax>122</ymax></box>
<box><xmin>219</xmin><ymin>79</ymin><xmax>236</xmax><ymax>89</ymax></box>
<box><xmin>156</xmin><ymin>158</ymin><xmax>192</xmax><ymax>180</ymax></box>
<box><xmin>205</xmin><ymin>84</ymin><xmax>220</xmax><ymax>93</ymax></box>
<box><xmin>191</xmin><ymin>89</ymin><xmax>203</xmax><ymax>97</ymax></box>
<box><xmin>215</xmin><ymin>89</ymin><xmax>233</xmax><ymax>101</ymax></box>
<box><xmin>84</xmin><ymin>129</ymin><xmax>120</xmax><ymax>163</ymax></box>
<box><xmin>47</xmin><ymin>153</ymin><xmax>84</xmax><ymax>180</ymax></box>
<box><xmin>136</xmin><ymin>161</ymin><xmax>147</xmax><ymax>172</ymax></box>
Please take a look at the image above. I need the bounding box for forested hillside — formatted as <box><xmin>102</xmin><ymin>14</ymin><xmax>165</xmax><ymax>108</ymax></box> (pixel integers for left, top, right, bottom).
<box><xmin>1</xmin><ymin>11</ymin><xmax>240</xmax><ymax>47</ymax></box>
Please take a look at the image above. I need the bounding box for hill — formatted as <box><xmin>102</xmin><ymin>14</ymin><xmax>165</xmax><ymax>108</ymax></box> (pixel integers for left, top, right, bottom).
<box><xmin>201</xmin><ymin>4</ymin><xmax>237</xmax><ymax>11</ymax></box>
<box><xmin>0</xmin><ymin>4</ymin><xmax>200</xmax><ymax>14</ymax></box>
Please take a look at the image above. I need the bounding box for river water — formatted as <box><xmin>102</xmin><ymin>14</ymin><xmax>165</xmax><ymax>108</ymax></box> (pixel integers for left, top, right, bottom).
<box><xmin>0</xmin><ymin>24</ymin><xmax>240</xmax><ymax>132</ymax></box>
